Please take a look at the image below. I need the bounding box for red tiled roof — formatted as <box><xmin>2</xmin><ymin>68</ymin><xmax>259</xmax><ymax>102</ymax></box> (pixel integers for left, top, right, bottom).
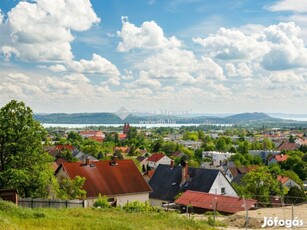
<box><xmin>118</xmin><ymin>134</ymin><xmax>127</xmax><ymax>139</ymax></box>
<box><xmin>277</xmin><ymin>175</ymin><xmax>290</xmax><ymax>184</ymax></box>
<box><xmin>270</xmin><ymin>154</ymin><xmax>288</xmax><ymax>162</ymax></box>
<box><xmin>57</xmin><ymin>159</ymin><xmax>152</xmax><ymax>198</ymax></box>
<box><xmin>55</xmin><ymin>144</ymin><xmax>75</xmax><ymax>152</ymax></box>
<box><xmin>277</xmin><ymin>142</ymin><xmax>299</xmax><ymax>151</ymax></box>
<box><xmin>89</xmin><ymin>136</ymin><xmax>104</xmax><ymax>142</ymax></box>
<box><xmin>55</xmin><ymin>158</ymin><xmax>67</xmax><ymax>166</ymax></box>
<box><xmin>114</xmin><ymin>146</ymin><xmax>130</xmax><ymax>153</ymax></box>
<box><xmin>147</xmin><ymin>153</ymin><xmax>165</xmax><ymax>163</ymax></box>
<box><xmin>175</xmin><ymin>190</ymin><xmax>257</xmax><ymax>214</ymax></box>
<box><xmin>79</xmin><ymin>131</ymin><xmax>103</xmax><ymax>136</ymax></box>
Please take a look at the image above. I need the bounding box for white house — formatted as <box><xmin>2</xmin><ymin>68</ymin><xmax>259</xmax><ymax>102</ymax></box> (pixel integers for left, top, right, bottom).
<box><xmin>202</xmin><ymin>151</ymin><xmax>234</xmax><ymax>166</ymax></box>
<box><xmin>149</xmin><ymin>162</ymin><xmax>238</xmax><ymax>206</ymax></box>
<box><xmin>277</xmin><ymin>176</ymin><xmax>301</xmax><ymax>190</ymax></box>
<box><xmin>146</xmin><ymin>153</ymin><xmax>171</xmax><ymax>169</ymax></box>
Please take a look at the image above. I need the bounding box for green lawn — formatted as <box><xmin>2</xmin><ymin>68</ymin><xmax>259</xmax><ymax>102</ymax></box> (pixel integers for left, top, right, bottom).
<box><xmin>0</xmin><ymin>200</ymin><xmax>214</xmax><ymax>230</ymax></box>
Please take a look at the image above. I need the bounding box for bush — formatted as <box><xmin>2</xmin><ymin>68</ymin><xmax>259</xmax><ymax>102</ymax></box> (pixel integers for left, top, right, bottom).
<box><xmin>122</xmin><ymin>201</ymin><xmax>160</xmax><ymax>213</ymax></box>
<box><xmin>93</xmin><ymin>194</ymin><xmax>111</xmax><ymax>208</ymax></box>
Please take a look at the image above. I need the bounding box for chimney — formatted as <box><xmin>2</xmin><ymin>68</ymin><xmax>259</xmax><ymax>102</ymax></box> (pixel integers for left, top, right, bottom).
<box><xmin>181</xmin><ymin>162</ymin><xmax>189</xmax><ymax>186</ymax></box>
<box><xmin>85</xmin><ymin>157</ymin><xmax>90</xmax><ymax>166</ymax></box>
<box><xmin>170</xmin><ymin>160</ymin><xmax>174</xmax><ymax>169</ymax></box>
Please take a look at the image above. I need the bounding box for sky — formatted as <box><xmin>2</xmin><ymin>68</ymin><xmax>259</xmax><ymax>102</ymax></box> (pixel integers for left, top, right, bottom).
<box><xmin>1</xmin><ymin>0</ymin><xmax>307</xmax><ymax>114</ymax></box>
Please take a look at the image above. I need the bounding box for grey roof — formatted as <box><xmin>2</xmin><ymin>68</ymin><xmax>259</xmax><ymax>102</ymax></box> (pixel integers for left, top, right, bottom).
<box><xmin>149</xmin><ymin>164</ymin><xmax>220</xmax><ymax>201</ymax></box>
<box><xmin>231</xmin><ymin>173</ymin><xmax>245</xmax><ymax>184</ymax></box>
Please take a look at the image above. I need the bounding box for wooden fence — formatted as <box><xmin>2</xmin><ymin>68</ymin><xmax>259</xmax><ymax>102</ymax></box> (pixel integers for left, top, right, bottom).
<box><xmin>18</xmin><ymin>198</ymin><xmax>87</xmax><ymax>208</ymax></box>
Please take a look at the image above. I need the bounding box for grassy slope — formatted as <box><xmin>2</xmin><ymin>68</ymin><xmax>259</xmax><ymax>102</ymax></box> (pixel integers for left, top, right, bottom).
<box><xmin>0</xmin><ymin>201</ymin><xmax>214</xmax><ymax>230</ymax></box>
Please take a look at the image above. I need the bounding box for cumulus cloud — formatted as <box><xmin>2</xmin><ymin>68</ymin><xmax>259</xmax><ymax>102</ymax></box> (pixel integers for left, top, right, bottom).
<box><xmin>117</xmin><ymin>16</ymin><xmax>181</xmax><ymax>52</ymax></box>
<box><xmin>67</xmin><ymin>54</ymin><xmax>120</xmax><ymax>77</ymax></box>
<box><xmin>267</xmin><ymin>0</ymin><xmax>307</xmax><ymax>13</ymax></box>
<box><xmin>63</xmin><ymin>73</ymin><xmax>90</xmax><ymax>83</ymax></box>
<box><xmin>260</xmin><ymin>22</ymin><xmax>307</xmax><ymax>70</ymax></box>
<box><xmin>48</xmin><ymin>64</ymin><xmax>67</xmax><ymax>72</ymax></box>
<box><xmin>193</xmin><ymin>27</ymin><xmax>268</xmax><ymax>60</ymax></box>
<box><xmin>0</xmin><ymin>0</ymin><xmax>100</xmax><ymax>61</ymax></box>
<box><xmin>194</xmin><ymin>22</ymin><xmax>307</xmax><ymax>71</ymax></box>
<box><xmin>6</xmin><ymin>73</ymin><xmax>29</xmax><ymax>82</ymax></box>
<box><xmin>269</xmin><ymin>71</ymin><xmax>305</xmax><ymax>83</ymax></box>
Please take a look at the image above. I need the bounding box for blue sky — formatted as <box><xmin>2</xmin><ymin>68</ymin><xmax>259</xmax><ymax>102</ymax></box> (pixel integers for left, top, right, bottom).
<box><xmin>1</xmin><ymin>0</ymin><xmax>307</xmax><ymax>114</ymax></box>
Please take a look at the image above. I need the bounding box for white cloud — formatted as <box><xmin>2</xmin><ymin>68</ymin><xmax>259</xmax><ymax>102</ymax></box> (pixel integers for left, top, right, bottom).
<box><xmin>237</xmin><ymin>62</ymin><xmax>253</xmax><ymax>78</ymax></box>
<box><xmin>129</xmin><ymin>71</ymin><xmax>161</xmax><ymax>88</ymax></box>
<box><xmin>63</xmin><ymin>73</ymin><xmax>90</xmax><ymax>83</ymax></box>
<box><xmin>193</xmin><ymin>27</ymin><xmax>268</xmax><ymax>60</ymax></box>
<box><xmin>267</xmin><ymin>0</ymin><xmax>307</xmax><ymax>13</ymax></box>
<box><xmin>67</xmin><ymin>54</ymin><xmax>120</xmax><ymax>77</ymax></box>
<box><xmin>139</xmin><ymin>48</ymin><xmax>197</xmax><ymax>81</ymax></box>
<box><xmin>117</xmin><ymin>17</ymin><xmax>182</xmax><ymax>52</ymax></box>
<box><xmin>194</xmin><ymin>22</ymin><xmax>307</xmax><ymax>71</ymax></box>
<box><xmin>269</xmin><ymin>71</ymin><xmax>305</xmax><ymax>83</ymax></box>
<box><xmin>6</xmin><ymin>73</ymin><xmax>29</xmax><ymax>82</ymax></box>
<box><xmin>261</xmin><ymin>22</ymin><xmax>307</xmax><ymax>70</ymax></box>
<box><xmin>225</xmin><ymin>63</ymin><xmax>237</xmax><ymax>77</ymax></box>
<box><xmin>0</xmin><ymin>0</ymin><xmax>100</xmax><ymax>62</ymax></box>
<box><xmin>48</xmin><ymin>64</ymin><xmax>67</xmax><ymax>72</ymax></box>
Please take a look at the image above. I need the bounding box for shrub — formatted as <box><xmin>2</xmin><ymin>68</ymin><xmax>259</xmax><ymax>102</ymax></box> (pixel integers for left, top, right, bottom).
<box><xmin>122</xmin><ymin>201</ymin><xmax>160</xmax><ymax>213</ymax></box>
<box><xmin>93</xmin><ymin>194</ymin><xmax>111</xmax><ymax>208</ymax></box>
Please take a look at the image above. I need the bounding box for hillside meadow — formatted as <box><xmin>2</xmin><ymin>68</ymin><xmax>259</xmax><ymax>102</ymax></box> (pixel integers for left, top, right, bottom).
<box><xmin>0</xmin><ymin>200</ymin><xmax>214</xmax><ymax>230</ymax></box>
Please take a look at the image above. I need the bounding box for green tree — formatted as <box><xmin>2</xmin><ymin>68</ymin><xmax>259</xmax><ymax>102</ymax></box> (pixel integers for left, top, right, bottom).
<box><xmin>58</xmin><ymin>176</ymin><xmax>86</xmax><ymax>200</ymax></box>
<box><xmin>234</xmin><ymin>166</ymin><xmax>283</xmax><ymax>203</ymax></box>
<box><xmin>0</xmin><ymin>100</ymin><xmax>55</xmax><ymax>198</ymax></box>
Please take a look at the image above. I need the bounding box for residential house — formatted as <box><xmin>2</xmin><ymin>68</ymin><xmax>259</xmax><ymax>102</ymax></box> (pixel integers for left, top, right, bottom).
<box><xmin>72</xmin><ymin>149</ymin><xmax>97</xmax><ymax>162</ymax></box>
<box><xmin>47</xmin><ymin>144</ymin><xmax>75</xmax><ymax>158</ymax></box>
<box><xmin>171</xmin><ymin>150</ymin><xmax>185</xmax><ymax>158</ymax></box>
<box><xmin>202</xmin><ymin>151</ymin><xmax>234</xmax><ymax>167</ymax></box>
<box><xmin>277</xmin><ymin>142</ymin><xmax>300</xmax><ymax>151</ymax></box>
<box><xmin>225</xmin><ymin>166</ymin><xmax>251</xmax><ymax>182</ymax></box>
<box><xmin>149</xmin><ymin>163</ymin><xmax>238</xmax><ymax>206</ymax></box>
<box><xmin>277</xmin><ymin>175</ymin><xmax>301</xmax><ymax>190</ymax></box>
<box><xmin>268</xmin><ymin>154</ymin><xmax>288</xmax><ymax>165</ymax></box>
<box><xmin>175</xmin><ymin>190</ymin><xmax>256</xmax><ymax>214</ymax></box>
<box><xmin>136</xmin><ymin>156</ymin><xmax>147</xmax><ymax>171</ymax></box>
<box><xmin>55</xmin><ymin>159</ymin><xmax>152</xmax><ymax>206</ymax></box>
<box><xmin>114</xmin><ymin>146</ymin><xmax>131</xmax><ymax>158</ymax></box>
<box><xmin>79</xmin><ymin>131</ymin><xmax>105</xmax><ymax>140</ymax></box>
<box><xmin>147</xmin><ymin>153</ymin><xmax>172</xmax><ymax>169</ymax></box>
<box><xmin>249</xmin><ymin>150</ymin><xmax>281</xmax><ymax>164</ymax></box>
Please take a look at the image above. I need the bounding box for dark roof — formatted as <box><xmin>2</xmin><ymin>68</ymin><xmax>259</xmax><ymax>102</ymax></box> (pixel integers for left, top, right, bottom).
<box><xmin>149</xmin><ymin>164</ymin><xmax>220</xmax><ymax>201</ymax></box>
<box><xmin>56</xmin><ymin>159</ymin><xmax>152</xmax><ymax>198</ymax></box>
<box><xmin>231</xmin><ymin>173</ymin><xmax>246</xmax><ymax>184</ymax></box>
<box><xmin>175</xmin><ymin>190</ymin><xmax>256</xmax><ymax>214</ymax></box>
<box><xmin>136</xmin><ymin>156</ymin><xmax>146</xmax><ymax>162</ymax></box>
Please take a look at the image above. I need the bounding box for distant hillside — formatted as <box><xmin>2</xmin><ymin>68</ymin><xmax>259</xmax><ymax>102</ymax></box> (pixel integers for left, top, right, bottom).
<box><xmin>223</xmin><ymin>112</ymin><xmax>283</xmax><ymax>124</ymax></box>
<box><xmin>34</xmin><ymin>111</ymin><xmax>307</xmax><ymax>127</ymax></box>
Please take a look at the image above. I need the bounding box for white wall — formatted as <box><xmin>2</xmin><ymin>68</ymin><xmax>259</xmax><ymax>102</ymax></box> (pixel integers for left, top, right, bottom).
<box><xmin>209</xmin><ymin>172</ymin><xmax>238</xmax><ymax>197</ymax></box>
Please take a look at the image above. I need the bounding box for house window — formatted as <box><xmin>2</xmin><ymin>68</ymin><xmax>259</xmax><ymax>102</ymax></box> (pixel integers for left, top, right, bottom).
<box><xmin>221</xmin><ymin>187</ymin><xmax>226</xmax><ymax>194</ymax></box>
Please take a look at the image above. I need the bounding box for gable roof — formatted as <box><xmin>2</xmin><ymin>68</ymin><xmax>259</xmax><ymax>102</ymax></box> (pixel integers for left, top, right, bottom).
<box><xmin>56</xmin><ymin>159</ymin><xmax>151</xmax><ymax>198</ymax></box>
<box><xmin>277</xmin><ymin>142</ymin><xmax>299</xmax><ymax>151</ymax></box>
<box><xmin>175</xmin><ymin>190</ymin><xmax>256</xmax><ymax>214</ymax></box>
<box><xmin>147</xmin><ymin>153</ymin><xmax>166</xmax><ymax>163</ymax></box>
<box><xmin>227</xmin><ymin>166</ymin><xmax>250</xmax><ymax>177</ymax></box>
<box><xmin>136</xmin><ymin>156</ymin><xmax>146</xmax><ymax>163</ymax></box>
<box><xmin>171</xmin><ymin>151</ymin><xmax>185</xmax><ymax>158</ymax></box>
<box><xmin>149</xmin><ymin>164</ymin><xmax>220</xmax><ymax>201</ymax></box>
<box><xmin>277</xmin><ymin>175</ymin><xmax>290</xmax><ymax>184</ymax></box>
<box><xmin>269</xmin><ymin>154</ymin><xmax>288</xmax><ymax>162</ymax></box>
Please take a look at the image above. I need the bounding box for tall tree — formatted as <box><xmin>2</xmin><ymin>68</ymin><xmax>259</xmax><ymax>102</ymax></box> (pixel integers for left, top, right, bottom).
<box><xmin>0</xmin><ymin>100</ymin><xmax>55</xmax><ymax>198</ymax></box>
